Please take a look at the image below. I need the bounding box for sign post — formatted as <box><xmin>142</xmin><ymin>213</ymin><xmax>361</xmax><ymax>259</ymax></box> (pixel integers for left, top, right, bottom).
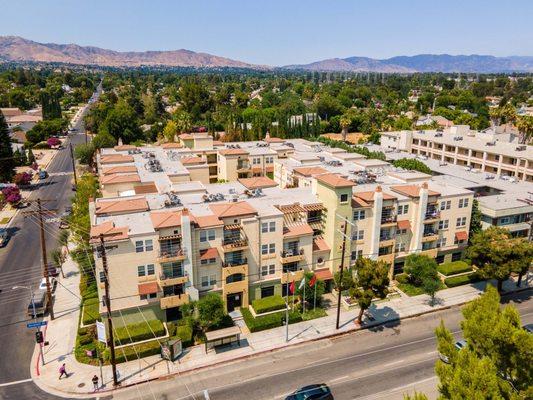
<box><xmin>96</xmin><ymin>321</ymin><xmax>106</xmax><ymax>343</ymax></box>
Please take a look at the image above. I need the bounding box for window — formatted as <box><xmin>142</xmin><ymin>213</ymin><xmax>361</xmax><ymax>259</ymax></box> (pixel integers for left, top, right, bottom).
<box><xmin>261</xmin><ymin>221</ymin><xmax>276</xmax><ymax>233</ymax></box>
<box><xmin>438</xmin><ymin>220</ymin><xmax>449</xmax><ymax>230</ymax></box>
<box><xmin>340</xmin><ymin>194</ymin><xmax>348</xmax><ymax>203</ymax></box>
<box><xmin>261</xmin><ymin>264</ymin><xmax>276</xmax><ymax>276</ymax></box>
<box><xmin>201</xmin><ymin>276</ymin><xmax>209</xmax><ymax>287</ymax></box>
<box><xmin>440</xmin><ymin>200</ymin><xmax>451</xmax><ymax>211</ymax></box>
<box><xmin>99</xmin><ymin>271</ymin><xmax>106</xmax><ymax>283</ymax></box>
<box><xmin>352</xmin><ymin>230</ymin><xmax>364</xmax><ymax>241</ymax></box>
<box><xmin>253</xmin><ymin>157</ymin><xmax>260</xmax><ymax>164</ymax></box>
<box><xmin>451</xmin><ymin>252</ymin><xmax>462</xmax><ymax>261</ymax></box>
<box><xmin>261</xmin><ymin>286</ymin><xmax>275</xmax><ymax>298</ymax></box>
<box><xmin>395</xmin><ymin>242</ymin><xmax>406</xmax><ymax>252</ymax></box>
<box><xmin>135</xmin><ymin>240</ymin><xmax>153</xmax><ymax>252</ymax></box>
<box><xmin>261</xmin><ymin>244</ymin><xmax>268</xmax><ymax>255</ymax></box>
<box><xmin>396</xmin><ymin>228</ymin><xmax>407</xmax><ymax>235</ymax></box>
<box><xmin>266</xmin><ymin>156</ymin><xmax>274</xmax><ymax>164</ymax></box>
<box><xmin>200</xmin><ymin>258</ymin><xmax>216</xmax><ymax>265</ymax></box>
<box><xmin>137</xmin><ymin>264</ymin><xmax>155</xmax><ymax>277</ymax></box>
<box><xmin>398</xmin><ymin>204</ymin><xmax>409</xmax><ymax>215</ymax></box>
<box><xmin>201</xmin><ymin>275</ymin><xmax>217</xmax><ymax>288</ymax></box>
<box><xmin>262</xmin><ymin>243</ymin><xmax>276</xmax><ymax>255</ymax></box>
<box><xmin>350</xmin><ymin>250</ymin><xmax>357</xmax><ymax>261</ymax></box>
<box><xmin>200</xmin><ymin>229</ymin><xmax>216</xmax><ymax>242</ymax></box>
<box><xmin>456</xmin><ymin>217</ymin><xmax>467</xmax><ymax>227</ymax></box>
<box><xmin>458</xmin><ymin>198</ymin><xmax>469</xmax><ymax>208</ymax></box>
<box><xmin>353</xmin><ymin>210</ymin><xmax>365</xmax><ymax>221</ymax></box>
<box><xmin>210</xmin><ymin>274</ymin><xmax>217</xmax><ymax>286</ymax></box>
<box><xmin>140</xmin><ymin>293</ymin><xmax>157</xmax><ymax>300</ymax></box>
<box><xmin>437</xmin><ymin>238</ymin><xmax>447</xmax><ymax>248</ymax></box>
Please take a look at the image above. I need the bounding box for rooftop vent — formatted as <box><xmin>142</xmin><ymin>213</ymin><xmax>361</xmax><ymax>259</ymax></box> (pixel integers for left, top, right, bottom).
<box><xmin>435</xmin><ymin>133</ymin><xmax>443</xmax><ymax>137</ymax></box>
<box><xmin>515</xmin><ymin>145</ymin><xmax>526</xmax><ymax>151</ymax></box>
<box><xmin>486</xmin><ymin>141</ymin><xmax>496</xmax><ymax>146</ymax></box>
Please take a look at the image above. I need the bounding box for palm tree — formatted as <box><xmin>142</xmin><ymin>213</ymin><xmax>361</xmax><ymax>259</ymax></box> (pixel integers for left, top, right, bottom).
<box><xmin>516</xmin><ymin>115</ymin><xmax>533</xmax><ymax>144</ymax></box>
<box><xmin>58</xmin><ymin>229</ymin><xmax>70</xmax><ymax>254</ymax></box>
<box><xmin>339</xmin><ymin>115</ymin><xmax>351</xmax><ymax>142</ymax></box>
<box><xmin>500</xmin><ymin>103</ymin><xmax>517</xmax><ymax>132</ymax></box>
<box><xmin>51</xmin><ymin>248</ymin><xmax>65</xmax><ymax>278</ymax></box>
<box><xmin>489</xmin><ymin>107</ymin><xmax>501</xmax><ymax>128</ymax></box>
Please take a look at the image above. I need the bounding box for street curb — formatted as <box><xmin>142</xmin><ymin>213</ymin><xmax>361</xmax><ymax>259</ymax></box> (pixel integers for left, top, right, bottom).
<box><xmin>32</xmin><ymin>285</ymin><xmax>532</xmax><ymax>397</ymax></box>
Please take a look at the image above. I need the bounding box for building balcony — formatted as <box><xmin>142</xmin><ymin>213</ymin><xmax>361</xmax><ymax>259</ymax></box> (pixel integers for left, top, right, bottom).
<box><xmin>424</xmin><ymin>211</ymin><xmax>440</xmax><ymax>222</ymax></box>
<box><xmin>380</xmin><ymin>214</ymin><xmax>397</xmax><ymax>226</ymax></box>
<box><xmin>422</xmin><ymin>232</ymin><xmax>439</xmax><ymax>242</ymax></box>
<box><xmin>160</xmin><ymin>293</ymin><xmax>189</xmax><ymax>309</ymax></box>
<box><xmin>237</xmin><ymin>162</ymin><xmax>251</xmax><ymax>172</ymax></box>
<box><xmin>158</xmin><ymin>272</ymin><xmax>188</xmax><ymax>287</ymax></box>
<box><xmin>281</xmin><ymin>269</ymin><xmax>305</xmax><ymax>283</ymax></box>
<box><xmin>280</xmin><ymin>249</ymin><xmax>305</xmax><ymax>263</ymax></box>
<box><xmin>221</xmin><ymin>239</ymin><xmax>248</xmax><ymax>252</ymax></box>
<box><xmin>377</xmin><ymin>253</ymin><xmax>395</xmax><ymax>264</ymax></box>
<box><xmin>222</xmin><ymin>259</ymin><xmax>248</xmax><ymax>278</ymax></box>
<box><xmin>379</xmin><ymin>237</ymin><xmax>395</xmax><ymax>247</ymax></box>
<box><xmin>420</xmin><ymin>248</ymin><xmax>438</xmax><ymax>258</ymax></box>
<box><xmin>157</xmin><ymin>248</ymin><xmax>186</xmax><ymax>263</ymax></box>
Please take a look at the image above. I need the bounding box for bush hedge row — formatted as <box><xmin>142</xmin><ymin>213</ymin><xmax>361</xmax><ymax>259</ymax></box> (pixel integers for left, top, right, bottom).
<box><xmin>242</xmin><ymin>307</ymin><xmax>303</xmax><ymax>333</ymax></box>
<box><xmin>114</xmin><ymin>319</ymin><xmax>165</xmax><ymax>346</ymax></box>
<box><xmin>82</xmin><ymin>297</ymin><xmax>99</xmax><ymax>325</ymax></box>
<box><xmin>112</xmin><ymin>340</ymin><xmax>162</xmax><ymax>364</ymax></box>
<box><xmin>251</xmin><ymin>295</ymin><xmax>287</xmax><ymax>314</ymax></box>
<box><xmin>444</xmin><ymin>272</ymin><xmax>482</xmax><ymax>288</ymax></box>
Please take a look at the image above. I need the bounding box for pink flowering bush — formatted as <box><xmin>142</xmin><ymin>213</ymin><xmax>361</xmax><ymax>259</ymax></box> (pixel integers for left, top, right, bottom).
<box><xmin>2</xmin><ymin>186</ymin><xmax>22</xmax><ymax>205</ymax></box>
<box><xmin>47</xmin><ymin>137</ymin><xmax>61</xmax><ymax>147</ymax></box>
<box><xmin>12</xmin><ymin>171</ymin><xmax>32</xmax><ymax>186</ymax></box>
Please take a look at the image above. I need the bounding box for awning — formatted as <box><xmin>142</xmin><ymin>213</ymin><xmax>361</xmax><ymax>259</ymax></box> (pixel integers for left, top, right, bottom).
<box><xmin>397</xmin><ymin>220</ymin><xmax>411</xmax><ymax>230</ymax></box>
<box><xmin>303</xmin><ymin>203</ymin><xmax>326</xmax><ymax>212</ymax></box>
<box><xmin>138</xmin><ymin>282</ymin><xmax>159</xmax><ymax>295</ymax></box>
<box><xmin>314</xmin><ymin>268</ymin><xmax>333</xmax><ymax>281</ymax></box>
<box><xmin>252</xmin><ymin>166</ymin><xmax>262</xmax><ymax>173</ymax></box>
<box><xmin>224</xmin><ymin>224</ymin><xmax>241</xmax><ymax>230</ymax></box>
<box><xmin>455</xmin><ymin>231</ymin><xmax>468</xmax><ymax>241</ymax></box>
<box><xmin>205</xmin><ymin>326</ymin><xmax>241</xmax><ymax>342</ymax></box>
<box><xmin>265</xmin><ymin>166</ymin><xmax>274</xmax><ymax>172</ymax></box>
<box><xmin>200</xmin><ymin>247</ymin><xmax>219</xmax><ymax>260</ymax></box>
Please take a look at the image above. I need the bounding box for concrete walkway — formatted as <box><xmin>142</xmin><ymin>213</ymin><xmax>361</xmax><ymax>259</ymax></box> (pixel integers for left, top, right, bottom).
<box><xmin>31</xmin><ymin>254</ymin><xmax>533</xmax><ymax>398</ymax></box>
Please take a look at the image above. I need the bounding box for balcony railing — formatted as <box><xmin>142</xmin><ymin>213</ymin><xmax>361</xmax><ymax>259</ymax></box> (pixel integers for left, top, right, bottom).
<box><xmin>222</xmin><ymin>238</ymin><xmax>248</xmax><ymax>250</ymax></box>
<box><xmin>423</xmin><ymin>230</ymin><xmax>437</xmax><ymax>237</ymax></box>
<box><xmin>424</xmin><ymin>210</ymin><xmax>440</xmax><ymax>220</ymax></box>
<box><xmin>157</xmin><ymin>248</ymin><xmax>186</xmax><ymax>261</ymax></box>
<box><xmin>381</xmin><ymin>214</ymin><xmax>397</xmax><ymax>224</ymax></box>
<box><xmin>159</xmin><ymin>271</ymin><xmax>187</xmax><ymax>281</ymax></box>
<box><xmin>222</xmin><ymin>258</ymin><xmax>248</xmax><ymax>268</ymax></box>
<box><xmin>281</xmin><ymin>248</ymin><xmax>304</xmax><ymax>258</ymax></box>
<box><xmin>379</xmin><ymin>235</ymin><xmax>393</xmax><ymax>242</ymax></box>
<box><xmin>237</xmin><ymin>162</ymin><xmax>250</xmax><ymax>170</ymax></box>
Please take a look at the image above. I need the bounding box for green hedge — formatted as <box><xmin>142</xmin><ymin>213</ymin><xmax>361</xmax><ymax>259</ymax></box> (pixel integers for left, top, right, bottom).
<box><xmin>242</xmin><ymin>307</ymin><xmax>303</xmax><ymax>333</ymax></box>
<box><xmin>395</xmin><ymin>273</ymin><xmax>408</xmax><ymax>284</ymax></box>
<box><xmin>114</xmin><ymin>320</ymin><xmax>166</xmax><ymax>346</ymax></box>
<box><xmin>113</xmin><ymin>340</ymin><xmax>162</xmax><ymax>364</ymax></box>
<box><xmin>82</xmin><ymin>298</ymin><xmax>100</xmax><ymax>325</ymax></box>
<box><xmin>438</xmin><ymin>261</ymin><xmax>472</xmax><ymax>276</ymax></box>
<box><xmin>252</xmin><ymin>295</ymin><xmax>287</xmax><ymax>314</ymax></box>
<box><xmin>176</xmin><ymin>325</ymin><xmax>194</xmax><ymax>347</ymax></box>
<box><xmin>445</xmin><ymin>272</ymin><xmax>482</xmax><ymax>288</ymax></box>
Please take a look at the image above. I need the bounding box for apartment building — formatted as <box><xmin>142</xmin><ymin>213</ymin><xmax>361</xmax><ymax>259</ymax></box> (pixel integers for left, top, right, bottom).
<box><xmin>381</xmin><ymin>126</ymin><xmax>533</xmax><ymax>182</ymax></box>
<box><xmin>89</xmin><ymin>136</ymin><xmax>474</xmax><ymax>325</ymax></box>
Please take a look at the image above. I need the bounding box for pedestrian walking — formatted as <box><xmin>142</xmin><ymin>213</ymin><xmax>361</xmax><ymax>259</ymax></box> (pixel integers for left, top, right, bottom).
<box><xmin>92</xmin><ymin>374</ymin><xmax>99</xmax><ymax>391</ymax></box>
<box><xmin>58</xmin><ymin>363</ymin><xmax>68</xmax><ymax>379</ymax></box>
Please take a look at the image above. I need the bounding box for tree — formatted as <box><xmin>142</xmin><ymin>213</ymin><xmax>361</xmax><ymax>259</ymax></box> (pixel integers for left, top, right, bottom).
<box><xmin>516</xmin><ymin>115</ymin><xmax>533</xmax><ymax>144</ymax></box>
<box><xmin>349</xmin><ymin>258</ymin><xmax>389</xmax><ymax>324</ymax></box>
<box><xmin>0</xmin><ymin>111</ymin><xmax>15</xmax><ymax>183</ymax></box>
<box><xmin>295</xmin><ymin>271</ymin><xmax>325</xmax><ymax>307</ymax></box>
<box><xmin>403</xmin><ymin>393</ymin><xmax>428</xmax><ymax>400</ymax></box>
<box><xmin>197</xmin><ymin>293</ymin><xmax>226</xmax><ymax>332</ymax></box>
<box><xmin>47</xmin><ymin>137</ymin><xmax>61</xmax><ymax>148</ymax></box>
<box><xmin>339</xmin><ymin>114</ymin><xmax>351</xmax><ymax>142</ymax></box>
<box><xmin>1</xmin><ymin>186</ymin><xmax>21</xmax><ymax>205</ymax></box>
<box><xmin>466</xmin><ymin>227</ymin><xmax>514</xmax><ymax>292</ymax></box>
<box><xmin>508</xmin><ymin>239</ymin><xmax>533</xmax><ymax>288</ymax></box>
<box><xmin>12</xmin><ymin>171</ymin><xmax>32</xmax><ymax>186</ymax></box>
<box><xmin>468</xmin><ymin>199</ymin><xmax>482</xmax><ymax>241</ymax></box>
<box><xmin>74</xmin><ymin>143</ymin><xmax>95</xmax><ymax>166</ymax></box>
<box><xmin>404</xmin><ymin>254</ymin><xmax>441</xmax><ymax>304</ymax></box>
<box><xmin>27</xmin><ymin>148</ymin><xmax>36</xmax><ymax>165</ymax></box>
<box><xmin>392</xmin><ymin>158</ymin><xmax>432</xmax><ymax>174</ymax></box>
<box><xmin>435</xmin><ymin>288</ymin><xmax>532</xmax><ymax>398</ymax></box>
<box><xmin>92</xmin><ymin>133</ymin><xmax>117</xmax><ymax>150</ymax></box>
<box><xmin>101</xmin><ymin>100</ymin><xmax>142</xmax><ymax>144</ymax></box>
<box><xmin>333</xmin><ymin>267</ymin><xmax>355</xmax><ymax>293</ymax></box>
<box><xmin>162</xmin><ymin>120</ymin><xmax>178</xmax><ymax>142</ymax></box>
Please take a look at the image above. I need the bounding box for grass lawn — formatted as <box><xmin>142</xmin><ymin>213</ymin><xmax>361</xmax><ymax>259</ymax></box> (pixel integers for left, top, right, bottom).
<box><xmin>437</xmin><ymin>261</ymin><xmax>472</xmax><ymax>276</ymax></box>
<box><xmin>398</xmin><ymin>281</ymin><xmax>447</xmax><ymax>296</ymax></box>
<box><xmin>0</xmin><ymin>217</ymin><xmax>10</xmax><ymax>225</ymax></box>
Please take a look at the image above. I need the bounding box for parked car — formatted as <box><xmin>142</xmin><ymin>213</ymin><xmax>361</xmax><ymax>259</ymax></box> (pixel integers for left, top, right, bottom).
<box><xmin>0</xmin><ymin>228</ymin><xmax>9</xmax><ymax>247</ymax></box>
<box><xmin>59</xmin><ymin>220</ymin><xmax>69</xmax><ymax>229</ymax></box>
<box><xmin>523</xmin><ymin>323</ymin><xmax>533</xmax><ymax>334</ymax></box>
<box><xmin>285</xmin><ymin>384</ymin><xmax>333</xmax><ymax>400</ymax></box>
<box><xmin>439</xmin><ymin>339</ymin><xmax>468</xmax><ymax>363</ymax></box>
<box><xmin>38</xmin><ymin>277</ymin><xmax>57</xmax><ymax>293</ymax></box>
<box><xmin>38</xmin><ymin>170</ymin><xmax>48</xmax><ymax>180</ymax></box>
<box><xmin>46</xmin><ymin>264</ymin><xmax>60</xmax><ymax>277</ymax></box>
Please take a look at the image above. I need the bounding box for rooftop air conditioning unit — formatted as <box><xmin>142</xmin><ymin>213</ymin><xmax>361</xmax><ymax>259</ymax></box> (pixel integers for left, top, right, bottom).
<box><xmin>515</xmin><ymin>145</ymin><xmax>526</xmax><ymax>151</ymax></box>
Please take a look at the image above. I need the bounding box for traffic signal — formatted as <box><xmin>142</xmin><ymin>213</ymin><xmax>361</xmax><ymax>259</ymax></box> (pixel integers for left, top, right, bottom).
<box><xmin>35</xmin><ymin>331</ymin><xmax>44</xmax><ymax>344</ymax></box>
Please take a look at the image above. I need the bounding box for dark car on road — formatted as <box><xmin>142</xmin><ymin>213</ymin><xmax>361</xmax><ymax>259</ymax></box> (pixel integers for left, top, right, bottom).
<box><xmin>524</xmin><ymin>323</ymin><xmax>533</xmax><ymax>334</ymax></box>
<box><xmin>285</xmin><ymin>384</ymin><xmax>333</xmax><ymax>400</ymax></box>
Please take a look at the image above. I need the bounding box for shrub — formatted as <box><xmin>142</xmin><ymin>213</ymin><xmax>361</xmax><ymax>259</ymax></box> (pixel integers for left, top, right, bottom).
<box><xmin>12</xmin><ymin>172</ymin><xmax>32</xmax><ymax>186</ymax></box>
<box><xmin>1</xmin><ymin>186</ymin><xmax>22</xmax><ymax>205</ymax></box>
<box><xmin>33</xmin><ymin>141</ymin><xmax>51</xmax><ymax>149</ymax></box>
<box><xmin>114</xmin><ymin>320</ymin><xmax>165</xmax><ymax>346</ymax></box>
<box><xmin>78</xmin><ymin>333</ymin><xmax>93</xmax><ymax>346</ymax></box>
<box><xmin>241</xmin><ymin>307</ymin><xmax>303</xmax><ymax>333</ymax></box>
<box><xmin>437</xmin><ymin>261</ymin><xmax>472</xmax><ymax>276</ymax></box>
<box><xmin>301</xmin><ymin>308</ymin><xmax>327</xmax><ymax>321</ymax></box>
<box><xmin>445</xmin><ymin>272</ymin><xmax>482</xmax><ymax>288</ymax></box>
<box><xmin>47</xmin><ymin>137</ymin><xmax>61</xmax><ymax>147</ymax></box>
<box><xmin>252</xmin><ymin>295</ymin><xmax>287</xmax><ymax>314</ymax></box>
<box><xmin>112</xmin><ymin>340</ymin><xmax>162</xmax><ymax>364</ymax></box>
<box><xmin>175</xmin><ymin>325</ymin><xmax>194</xmax><ymax>347</ymax></box>
<box><xmin>82</xmin><ymin>297</ymin><xmax>100</xmax><ymax>325</ymax></box>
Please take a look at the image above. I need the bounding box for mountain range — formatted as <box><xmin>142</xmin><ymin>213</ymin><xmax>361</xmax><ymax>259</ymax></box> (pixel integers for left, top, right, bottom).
<box><xmin>1</xmin><ymin>36</ymin><xmax>532</xmax><ymax>73</ymax></box>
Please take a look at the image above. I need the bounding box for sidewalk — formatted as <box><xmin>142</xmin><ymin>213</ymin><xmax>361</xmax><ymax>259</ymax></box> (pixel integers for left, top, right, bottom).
<box><xmin>31</xmin><ymin>256</ymin><xmax>533</xmax><ymax>397</ymax></box>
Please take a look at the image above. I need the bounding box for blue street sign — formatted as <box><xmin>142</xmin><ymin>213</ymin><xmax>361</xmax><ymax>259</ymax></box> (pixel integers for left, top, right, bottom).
<box><xmin>27</xmin><ymin>321</ymin><xmax>47</xmax><ymax>329</ymax></box>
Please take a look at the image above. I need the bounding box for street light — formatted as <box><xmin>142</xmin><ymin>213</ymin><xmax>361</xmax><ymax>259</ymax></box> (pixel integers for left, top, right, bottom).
<box><xmin>12</xmin><ymin>285</ymin><xmax>44</xmax><ymax>366</ymax></box>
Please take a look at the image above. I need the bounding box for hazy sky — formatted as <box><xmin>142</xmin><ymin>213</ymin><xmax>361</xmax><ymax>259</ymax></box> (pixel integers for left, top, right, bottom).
<box><xmin>1</xmin><ymin>0</ymin><xmax>532</xmax><ymax>65</ymax></box>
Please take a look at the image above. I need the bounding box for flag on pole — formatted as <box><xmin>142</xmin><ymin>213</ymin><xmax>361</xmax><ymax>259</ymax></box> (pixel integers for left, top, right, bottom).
<box><xmin>298</xmin><ymin>277</ymin><xmax>306</xmax><ymax>290</ymax></box>
<box><xmin>309</xmin><ymin>274</ymin><xmax>317</xmax><ymax>288</ymax></box>
<box><xmin>289</xmin><ymin>280</ymin><xmax>295</xmax><ymax>294</ymax></box>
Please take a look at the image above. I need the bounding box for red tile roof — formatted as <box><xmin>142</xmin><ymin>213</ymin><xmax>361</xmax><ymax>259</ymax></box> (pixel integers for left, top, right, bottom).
<box><xmin>100</xmin><ymin>154</ymin><xmax>134</xmax><ymax>164</ymax></box>
<box><xmin>95</xmin><ymin>198</ymin><xmax>149</xmax><ymax>215</ymax></box>
<box><xmin>353</xmin><ymin>190</ymin><xmax>396</xmax><ymax>202</ymax></box>
<box><xmin>138</xmin><ymin>282</ymin><xmax>158</xmax><ymax>295</ymax></box>
<box><xmin>134</xmin><ymin>183</ymin><xmax>158</xmax><ymax>195</ymax></box>
<box><xmin>238</xmin><ymin>176</ymin><xmax>278</xmax><ymax>190</ymax></box>
<box><xmin>181</xmin><ymin>156</ymin><xmax>205</xmax><ymax>165</ymax></box>
<box><xmin>195</xmin><ymin>215</ymin><xmax>223</xmax><ymax>228</ymax></box>
<box><xmin>397</xmin><ymin>220</ymin><xmax>411</xmax><ymax>230</ymax></box>
<box><xmin>114</xmin><ymin>145</ymin><xmax>137</xmax><ymax>151</ymax></box>
<box><xmin>313</xmin><ymin>237</ymin><xmax>330</xmax><ymax>252</ymax></box>
<box><xmin>100</xmin><ymin>173</ymin><xmax>141</xmax><ymax>185</ymax></box>
<box><xmin>200</xmin><ymin>248</ymin><xmax>219</xmax><ymax>260</ymax></box>
<box><xmin>151</xmin><ymin>210</ymin><xmax>195</xmax><ymax>229</ymax></box>
<box><xmin>293</xmin><ymin>166</ymin><xmax>329</xmax><ymax>177</ymax></box>
<box><xmin>219</xmin><ymin>149</ymin><xmax>249</xmax><ymax>156</ymax></box>
<box><xmin>316</xmin><ymin>173</ymin><xmax>355</xmax><ymax>188</ymax></box>
<box><xmin>161</xmin><ymin>142</ymin><xmax>183</xmax><ymax>149</ymax></box>
<box><xmin>209</xmin><ymin>201</ymin><xmax>257</xmax><ymax>218</ymax></box>
<box><xmin>283</xmin><ymin>223</ymin><xmax>314</xmax><ymax>238</ymax></box>
<box><xmin>89</xmin><ymin>221</ymin><xmax>129</xmax><ymax>243</ymax></box>
<box><xmin>102</xmin><ymin>165</ymin><xmax>138</xmax><ymax>175</ymax></box>
<box><xmin>455</xmin><ymin>231</ymin><xmax>468</xmax><ymax>241</ymax></box>
<box><xmin>390</xmin><ymin>184</ymin><xmax>440</xmax><ymax>198</ymax></box>
<box><xmin>314</xmin><ymin>268</ymin><xmax>333</xmax><ymax>281</ymax></box>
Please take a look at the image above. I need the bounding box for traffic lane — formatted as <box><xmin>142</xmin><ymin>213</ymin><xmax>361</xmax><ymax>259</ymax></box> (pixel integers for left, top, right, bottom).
<box><xmin>113</xmin><ymin>294</ymin><xmax>532</xmax><ymax>400</ymax></box>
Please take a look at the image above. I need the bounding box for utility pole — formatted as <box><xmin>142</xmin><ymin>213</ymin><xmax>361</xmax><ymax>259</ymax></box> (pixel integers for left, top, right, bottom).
<box><xmin>100</xmin><ymin>234</ymin><xmax>118</xmax><ymax>386</ymax></box>
<box><xmin>69</xmin><ymin>143</ymin><xmax>78</xmax><ymax>187</ymax></box>
<box><xmin>285</xmin><ymin>270</ymin><xmax>289</xmax><ymax>342</ymax></box>
<box><xmin>336</xmin><ymin>219</ymin><xmax>348</xmax><ymax>330</ymax></box>
<box><xmin>37</xmin><ymin>198</ymin><xmax>54</xmax><ymax>321</ymax></box>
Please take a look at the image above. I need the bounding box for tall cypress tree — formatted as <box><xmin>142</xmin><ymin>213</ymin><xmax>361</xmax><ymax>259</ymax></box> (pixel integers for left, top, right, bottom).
<box><xmin>0</xmin><ymin>112</ymin><xmax>15</xmax><ymax>183</ymax></box>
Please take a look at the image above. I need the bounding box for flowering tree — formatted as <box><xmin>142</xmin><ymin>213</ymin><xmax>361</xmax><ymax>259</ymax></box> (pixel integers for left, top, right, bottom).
<box><xmin>2</xmin><ymin>186</ymin><xmax>22</xmax><ymax>205</ymax></box>
<box><xmin>12</xmin><ymin>171</ymin><xmax>32</xmax><ymax>186</ymax></box>
<box><xmin>47</xmin><ymin>137</ymin><xmax>61</xmax><ymax>148</ymax></box>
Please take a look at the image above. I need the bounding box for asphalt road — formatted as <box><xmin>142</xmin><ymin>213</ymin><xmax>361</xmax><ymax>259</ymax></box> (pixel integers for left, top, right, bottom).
<box><xmin>0</xmin><ymin>88</ymin><xmax>100</xmax><ymax>399</ymax></box>
<box><xmin>113</xmin><ymin>290</ymin><xmax>533</xmax><ymax>400</ymax></box>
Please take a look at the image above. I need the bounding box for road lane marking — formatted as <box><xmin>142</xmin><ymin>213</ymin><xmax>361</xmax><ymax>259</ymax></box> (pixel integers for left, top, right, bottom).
<box><xmin>354</xmin><ymin>376</ymin><xmax>438</xmax><ymax>400</ymax></box>
<box><xmin>426</xmin><ymin>350</ymin><xmax>438</xmax><ymax>355</ymax></box>
<box><xmin>0</xmin><ymin>378</ymin><xmax>33</xmax><ymax>387</ymax></box>
<box><xmin>330</xmin><ymin>375</ymin><xmax>350</xmax><ymax>383</ymax></box>
<box><xmin>383</xmin><ymin>359</ymin><xmax>405</xmax><ymax>367</ymax></box>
